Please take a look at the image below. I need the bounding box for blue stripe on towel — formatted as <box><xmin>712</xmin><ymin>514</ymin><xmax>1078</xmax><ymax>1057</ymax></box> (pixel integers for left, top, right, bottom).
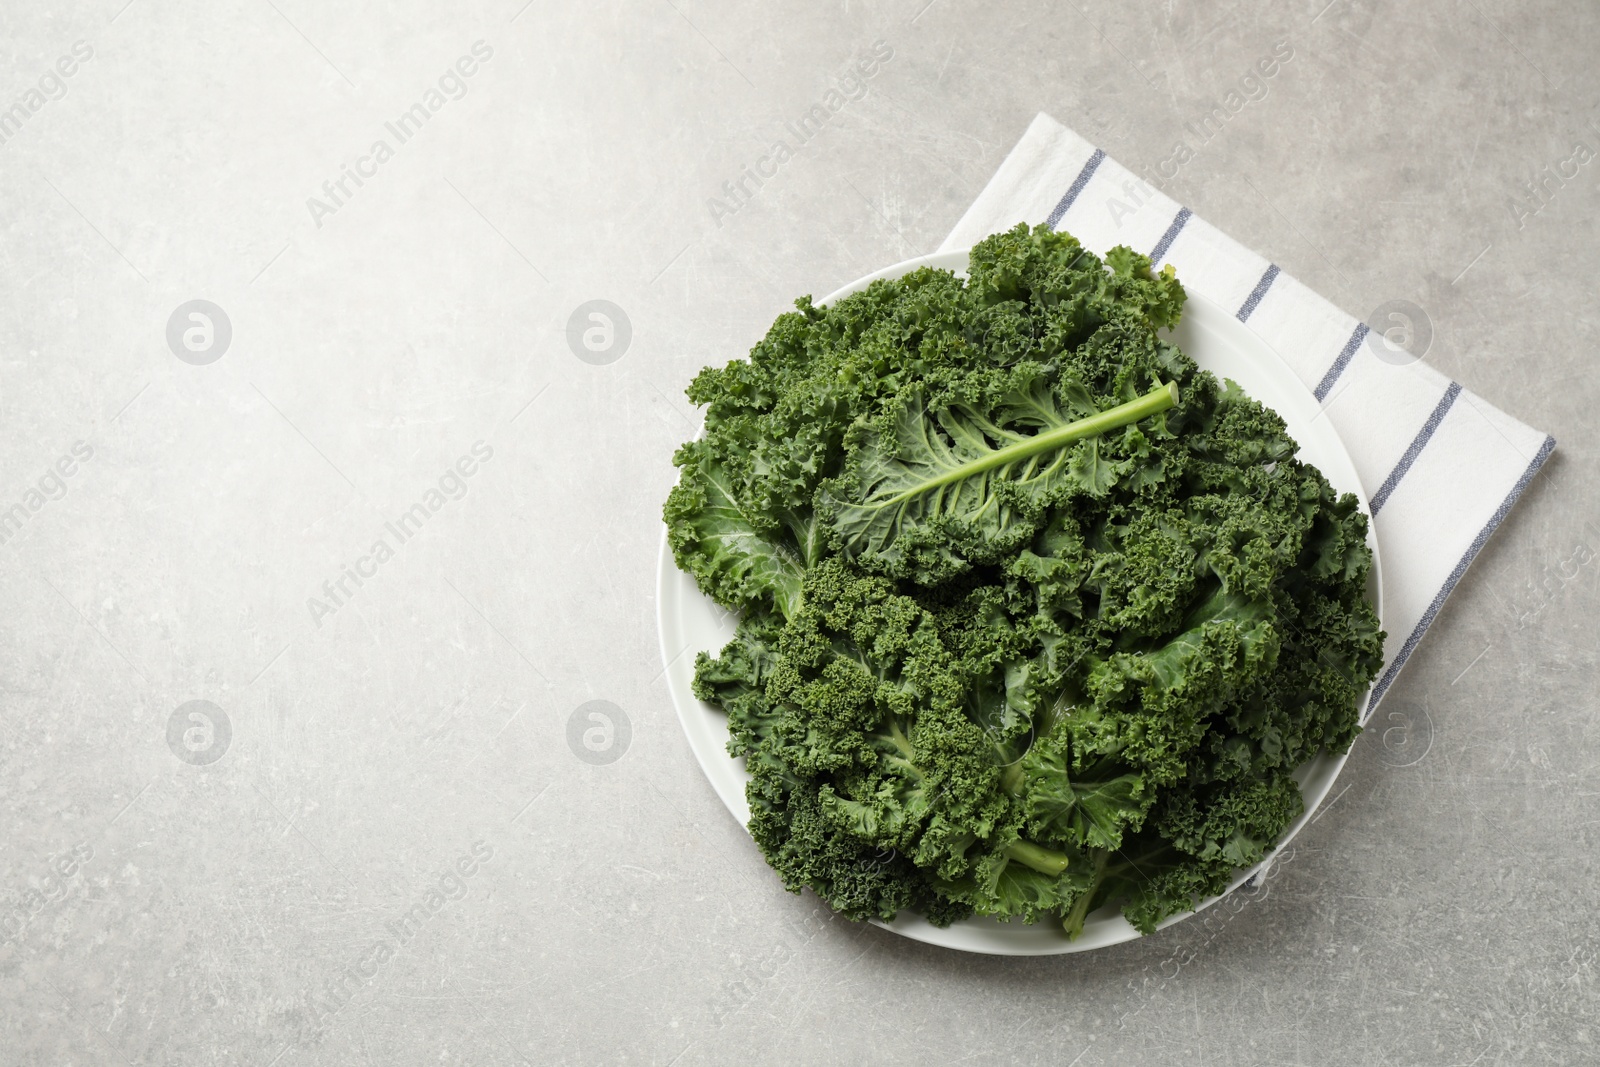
<box><xmin>1370</xmin><ymin>382</ymin><xmax>1463</xmax><ymax>515</ymax></box>
<box><xmin>1045</xmin><ymin>148</ymin><xmax>1105</xmax><ymax>230</ymax></box>
<box><xmin>1364</xmin><ymin>434</ymin><xmax>1557</xmax><ymax>719</ymax></box>
<box><xmin>1236</xmin><ymin>264</ymin><xmax>1280</xmax><ymax>322</ymax></box>
<box><xmin>1149</xmin><ymin>207</ymin><xmax>1191</xmax><ymax>265</ymax></box>
<box><xmin>1315</xmin><ymin>323</ymin><xmax>1370</xmax><ymax>402</ymax></box>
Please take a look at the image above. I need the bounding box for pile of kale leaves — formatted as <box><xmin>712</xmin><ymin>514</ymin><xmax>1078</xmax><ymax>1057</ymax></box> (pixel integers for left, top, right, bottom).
<box><xmin>664</xmin><ymin>223</ymin><xmax>1383</xmax><ymax>937</ymax></box>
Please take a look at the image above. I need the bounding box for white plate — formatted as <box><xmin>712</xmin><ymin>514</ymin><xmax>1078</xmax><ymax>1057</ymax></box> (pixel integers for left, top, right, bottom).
<box><xmin>657</xmin><ymin>250</ymin><xmax>1384</xmax><ymax>955</ymax></box>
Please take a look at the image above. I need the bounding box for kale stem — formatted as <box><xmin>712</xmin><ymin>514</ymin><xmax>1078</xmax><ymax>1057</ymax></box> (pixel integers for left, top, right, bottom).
<box><xmin>1005</xmin><ymin>840</ymin><xmax>1071</xmax><ymax>876</ymax></box>
<box><xmin>1062</xmin><ymin>848</ymin><xmax>1110</xmax><ymax>939</ymax></box>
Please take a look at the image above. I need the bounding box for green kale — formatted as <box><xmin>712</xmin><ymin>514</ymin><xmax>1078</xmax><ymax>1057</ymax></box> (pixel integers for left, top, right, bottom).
<box><xmin>665</xmin><ymin>222</ymin><xmax>1384</xmax><ymax>937</ymax></box>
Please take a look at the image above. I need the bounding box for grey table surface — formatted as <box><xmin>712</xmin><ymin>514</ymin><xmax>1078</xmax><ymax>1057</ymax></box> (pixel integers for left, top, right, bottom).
<box><xmin>1</xmin><ymin>1</ymin><xmax>1594</xmax><ymax>1064</ymax></box>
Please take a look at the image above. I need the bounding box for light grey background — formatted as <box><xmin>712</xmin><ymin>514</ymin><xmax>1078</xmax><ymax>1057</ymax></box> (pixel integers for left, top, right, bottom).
<box><xmin>0</xmin><ymin>1</ymin><xmax>1593</xmax><ymax>1064</ymax></box>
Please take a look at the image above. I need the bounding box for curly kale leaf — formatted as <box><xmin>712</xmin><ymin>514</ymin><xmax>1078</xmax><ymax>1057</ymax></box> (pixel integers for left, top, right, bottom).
<box><xmin>1020</xmin><ymin>734</ymin><xmax>1151</xmax><ymax>852</ymax></box>
<box><xmin>823</xmin><ymin>372</ymin><xmax>1177</xmax><ymax>584</ymax></box>
<box><xmin>1092</xmin><ymin>769</ymin><xmax>1306</xmax><ymax>934</ymax></box>
<box><xmin>665</xmin><ymin>443</ymin><xmax>809</xmax><ymax>620</ymax></box>
<box><xmin>735</xmin><ymin>560</ymin><xmax>1084</xmax><ymax>925</ymax></box>
<box><xmin>964</xmin><ymin>224</ymin><xmax>1187</xmax><ymax>335</ymax></box>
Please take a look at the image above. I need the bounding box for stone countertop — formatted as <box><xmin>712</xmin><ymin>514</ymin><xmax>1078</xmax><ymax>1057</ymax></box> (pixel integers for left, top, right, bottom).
<box><xmin>0</xmin><ymin>1</ymin><xmax>1593</xmax><ymax>1064</ymax></box>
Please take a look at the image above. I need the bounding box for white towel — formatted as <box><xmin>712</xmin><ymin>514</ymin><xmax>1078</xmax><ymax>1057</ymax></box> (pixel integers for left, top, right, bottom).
<box><xmin>942</xmin><ymin>113</ymin><xmax>1555</xmax><ymax>721</ymax></box>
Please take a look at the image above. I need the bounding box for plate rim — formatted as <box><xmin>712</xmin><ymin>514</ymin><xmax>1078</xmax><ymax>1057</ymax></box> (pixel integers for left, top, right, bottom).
<box><xmin>657</xmin><ymin>247</ymin><xmax>1384</xmax><ymax>955</ymax></box>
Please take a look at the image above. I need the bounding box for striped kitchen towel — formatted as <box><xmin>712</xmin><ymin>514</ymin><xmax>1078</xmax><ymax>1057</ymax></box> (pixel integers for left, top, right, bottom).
<box><xmin>942</xmin><ymin>113</ymin><xmax>1555</xmax><ymax>721</ymax></box>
